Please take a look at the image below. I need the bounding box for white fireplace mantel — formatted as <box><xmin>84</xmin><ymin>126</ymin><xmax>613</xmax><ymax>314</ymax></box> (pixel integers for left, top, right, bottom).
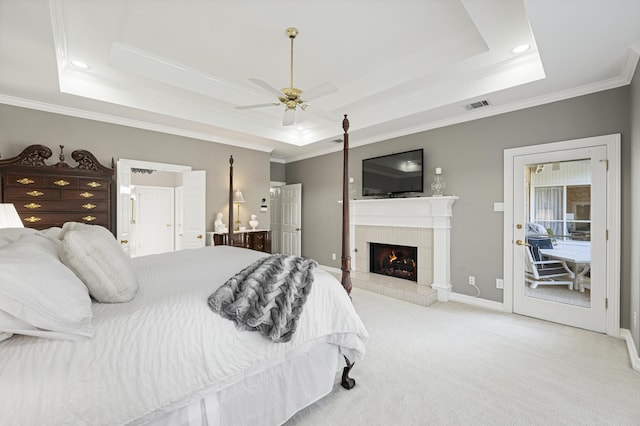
<box><xmin>349</xmin><ymin>196</ymin><xmax>458</xmax><ymax>301</ymax></box>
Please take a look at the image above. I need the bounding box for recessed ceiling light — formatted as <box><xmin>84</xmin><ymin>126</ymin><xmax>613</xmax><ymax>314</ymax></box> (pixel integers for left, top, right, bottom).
<box><xmin>70</xmin><ymin>60</ymin><xmax>90</xmax><ymax>70</ymax></box>
<box><xmin>510</xmin><ymin>44</ymin><xmax>530</xmax><ymax>55</ymax></box>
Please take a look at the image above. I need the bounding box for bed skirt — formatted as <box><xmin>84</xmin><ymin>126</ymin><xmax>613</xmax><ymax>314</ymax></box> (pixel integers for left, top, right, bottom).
<box><xmin>134</xmin><ymin>341</ymin><xmax>341</xmax><ymax>426</ymax></box>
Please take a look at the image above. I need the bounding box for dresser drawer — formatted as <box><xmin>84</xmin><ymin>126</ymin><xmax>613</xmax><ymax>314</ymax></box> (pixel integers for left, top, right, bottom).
<box><xmin>4</xmin><ymin>186</ymin><xmax>60</xmax><ymax>200</ymax></box>
<box><xmin>17</xmin><ymin>212</ymin><xmax>108</xmax><ymax>227</ymax></box>
<box><xmin>4</xmin><ymin>175</ymin><xmax>82</xmax><ymax>189</ymax></box>
<box><xmin>78</xmin><ymin>178</ymin><xmax>109</xmax><ymax>190</ymax></box>
<box><xmin>61</xmin><ymin>189</ymin><xmax>109</xmax><ymax>200</ymax></box>
<box><xmin>15</xmin><ymin>199</ymin><xmax>108</xmax><ymax>213</ymax></box>
<box><xmin>4</xmin><ymin>175</ymin><xmax>44</xmax><ymax>187</ymax></box>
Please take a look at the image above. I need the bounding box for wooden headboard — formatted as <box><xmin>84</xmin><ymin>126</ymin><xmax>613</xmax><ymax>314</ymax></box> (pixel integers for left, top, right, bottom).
<box><xmin>0</xmin><ymin>144</ymin><xmax>114</xmax><ymax>231</ymax></box>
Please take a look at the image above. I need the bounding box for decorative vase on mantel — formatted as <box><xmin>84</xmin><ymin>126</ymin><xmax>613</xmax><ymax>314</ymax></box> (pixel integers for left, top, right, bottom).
<box><xmin>431</xmin><ymin>167</ymin><xmax>446</xmax><ymax>197</ymax></box>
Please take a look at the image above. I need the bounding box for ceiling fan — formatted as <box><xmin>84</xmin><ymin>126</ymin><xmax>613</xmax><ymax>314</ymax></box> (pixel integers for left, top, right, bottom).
<box><xmin>236</xmin><ymin>27</ymin><xmax>338</xmax><ymax>126</ymax></box>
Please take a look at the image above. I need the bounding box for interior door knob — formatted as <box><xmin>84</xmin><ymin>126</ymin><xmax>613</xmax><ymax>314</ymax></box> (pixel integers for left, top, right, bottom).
<box><xmin>516</xmin><ymin>239</ymin><xmax>525</xmax><ymax>246</ymax></box>
<box><xmin>197</xmin><ymin>234</ymin><xmax>203</xmax><ymax>239</ymax></box>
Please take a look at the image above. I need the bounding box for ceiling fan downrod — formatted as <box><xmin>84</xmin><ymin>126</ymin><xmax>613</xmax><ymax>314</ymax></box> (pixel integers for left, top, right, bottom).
<box><xmin>281</xmin><ymin>27</ymin><xmax>303</xmax><ymax>110</ymax></box>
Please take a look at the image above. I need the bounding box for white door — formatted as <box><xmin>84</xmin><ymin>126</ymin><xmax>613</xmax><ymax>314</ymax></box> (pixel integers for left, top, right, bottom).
<box><xmin>116</xmin><ymin>161</ymin><xmax>132</xmax><ymax>255</ymax></box>
<box><xmin>174</xmin><ymin>186</ymin><xmax>184</xmax><ymax>250</ymax></box>
<box><xmin>135</xmin><ymin>186</ymin><xmax>174</xmax><ymax>257</ymax></box>
<box><xmin>512</xmin><ymin>146</ymin><xmax>608</xmax><ymax>332</ymax></box>
<box><xmin>281</xmin><ymin>183</ymin><xmax>302</xmax><ymax>256</ymax></box>
<box><xmin>270</xmin><ymin>186</ymin><xmax>282</xmax><ymax>254</ymax></box>
<box><xmin>180</xmin><ymin>170</ymin><xmax>206</xmax><ymax>250</ymax></box>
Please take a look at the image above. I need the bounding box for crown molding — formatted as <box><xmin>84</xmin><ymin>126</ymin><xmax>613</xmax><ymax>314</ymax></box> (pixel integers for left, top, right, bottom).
<box><xmin>0</xmin><ymin>94</ymin><xmax>273</xmax><ymax>154</ymax></box>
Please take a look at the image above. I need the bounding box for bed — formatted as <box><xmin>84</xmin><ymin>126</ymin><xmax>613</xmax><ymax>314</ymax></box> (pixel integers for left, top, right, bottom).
<box><xmin>0</xmin><ymin>117</ymin><xmax>367</xmax><ymax>425</ymax></box>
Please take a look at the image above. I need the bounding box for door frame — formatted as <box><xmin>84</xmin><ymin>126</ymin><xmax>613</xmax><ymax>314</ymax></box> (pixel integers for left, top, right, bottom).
<box><xmin>503</xmin><ymin>134</ymin><xmax>621</xmax><ymax>336</ymax></box>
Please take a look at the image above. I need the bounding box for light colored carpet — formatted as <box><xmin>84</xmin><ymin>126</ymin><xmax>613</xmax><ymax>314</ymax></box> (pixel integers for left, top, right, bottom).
<box><xmin>286</xmin><ymin>288</ymin><xmax>640</xmax><ymax>426</ymax></box>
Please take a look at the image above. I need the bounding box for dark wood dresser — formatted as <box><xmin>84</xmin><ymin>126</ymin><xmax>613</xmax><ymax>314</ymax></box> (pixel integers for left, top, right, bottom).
<box><xmin>213</xmin><ymin>230</ymin><xmax>272</xmax><ymax>253</ymax></box>
<box><xmin>0</xmin><ymin>145</ymin><xmax>114</xmax><ymax>231</ymax></box>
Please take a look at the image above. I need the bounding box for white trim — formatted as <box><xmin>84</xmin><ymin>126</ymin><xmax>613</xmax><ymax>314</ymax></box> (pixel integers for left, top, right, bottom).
<box><xmin>0</xmin><ymin>94</ymin><xmax>274</xmax><ymax>154</ymax></box>
<box><xmin>620</xmin><ymin>329</ymin><xmax>640</xmax><ymax>373</ymax></box>
<box><xmin>450</xmin><ymin>292</ymin><xmax>504</xmax><ymax>312</ymax></box>
<box><xmin>503</xmin><ymin>134</ymin><xmax>621</xmax><ymax>337</ymax></box>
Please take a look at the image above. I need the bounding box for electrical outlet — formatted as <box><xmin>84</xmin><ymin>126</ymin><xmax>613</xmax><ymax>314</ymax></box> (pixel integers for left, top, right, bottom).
<box><xmin>496</xmin><ymin>278</ymin><xmax>504</xmax><ymax>289</ymax></box>
<box><xmin>468</xmin><ymin>276</ymin><xmax>475</xmax><ymax>286</ymax></box>
<box><xmin>332</xmin><ymin>253</ymin><xmax>337</xmax><ymax>261</ymax></box>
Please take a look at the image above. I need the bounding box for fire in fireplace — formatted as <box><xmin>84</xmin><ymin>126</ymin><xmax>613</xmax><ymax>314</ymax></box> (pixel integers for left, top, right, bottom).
<box><xmin>369</xmin><ymin>243</ymin><xmax>417</xmax><ymax>282</ymax></box>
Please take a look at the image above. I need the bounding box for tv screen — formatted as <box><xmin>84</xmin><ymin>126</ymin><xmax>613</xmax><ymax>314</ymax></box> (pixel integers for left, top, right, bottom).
<box><xmin>362</xmin><ymin>149</ymin><xmax>423</xmax><ymax>196</ymax></box>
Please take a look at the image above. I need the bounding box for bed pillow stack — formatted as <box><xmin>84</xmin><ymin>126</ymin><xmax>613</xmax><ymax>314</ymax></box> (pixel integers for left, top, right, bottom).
<box><xmin>59</xmin><ymin>222</ymin><xmax>139</xmax><ymax>303</ymax></box>
<box><xmin>0</xmin><ymin>223</ymin><xmax>140</xmax><ymax>343</ymax></box>
<box><xmin>0</xmin><ymin>231</ymin><xmax>94</xmax><ymax>342</ymax></box>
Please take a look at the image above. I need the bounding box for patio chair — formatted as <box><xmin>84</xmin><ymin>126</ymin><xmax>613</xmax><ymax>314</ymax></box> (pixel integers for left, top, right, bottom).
<box><xmin>524</xmin><ymin>239</ymin><xmax>575</xmax><ymax>290</ymax></box>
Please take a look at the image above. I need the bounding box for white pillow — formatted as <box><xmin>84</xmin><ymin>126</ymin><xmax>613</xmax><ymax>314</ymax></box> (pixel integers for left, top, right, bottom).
<box><xmin>60</xmin><ymin>222</ymin><xmax>139</xmax><ymax>303</ymax></box>
<box><xmin>0</xmin><ymin>227</ymin><xmax>37</xmax><ymax>249</ymax></box>
<box><xmin>0</xmin><ymin>233</ymin><xmax>94</xmax><ymax>340</ymax></box>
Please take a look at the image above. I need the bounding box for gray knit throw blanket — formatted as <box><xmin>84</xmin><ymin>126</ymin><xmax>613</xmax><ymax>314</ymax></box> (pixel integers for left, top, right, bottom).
<box><xmin>208</xmin><ymin>254</ymin><xmax>317</xmax><ymax>343</ymax></box>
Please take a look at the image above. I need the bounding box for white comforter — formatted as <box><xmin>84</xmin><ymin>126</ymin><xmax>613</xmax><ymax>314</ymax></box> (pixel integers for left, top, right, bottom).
<box><xmin>0</xmin><ymin>246</ymin><xmax>368</xmax><ymax>425</ymax></box>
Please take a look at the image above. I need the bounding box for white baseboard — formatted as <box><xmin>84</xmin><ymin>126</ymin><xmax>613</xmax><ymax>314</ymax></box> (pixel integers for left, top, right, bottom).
<box><xmin>619</xmin><ymin>329</ymin><xmax>640</xmax><ymax>373</ymax></box>
<box><xmin>450</xmin><ymin>292</ymin><xmax>504</xmax><ymax>312</ymax></box>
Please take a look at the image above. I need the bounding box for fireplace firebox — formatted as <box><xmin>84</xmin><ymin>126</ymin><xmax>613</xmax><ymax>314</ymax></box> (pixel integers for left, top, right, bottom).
<box><xmin>369</xmin><ymin>243</ymin><xmax>418</xmax><ymax>282</ymax></box>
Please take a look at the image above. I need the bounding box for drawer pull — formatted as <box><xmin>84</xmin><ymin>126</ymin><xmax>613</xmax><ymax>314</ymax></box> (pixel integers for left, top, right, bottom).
<box><xmin>16</xmin><ymin>178</ymin><xmax>35</xmax><ymax>185</ymax></box>
<box><xmin>79</xmin><ymin>192</ymin><xmax>94</xmax><ymax>198</ymax></box>
<box><xmin>86</xmin><ymin>181</ymin><xmax>102</xmax><ymax>188</ymax></box>
<box><xmin>120</xmin><ymin>239</ymin><xmax>128</xmax><ymax>244</ymax></box>
<box><xmin>82</xmin><ymin>215</ymin><xmax>97</xmax><ymax>222</ymax></box>
<box><xmin>54</xmin><ymin>179</ymin><xmax>70</xmax><ymax>186</ymax></box>
<box><xmin>82</xmin><ymin>203</ymin><xmax>97</xmax><ymax>210</ymax></box>
<box><xmin>24</xmin><ymin>216</ymin><xmax>42</xmax><ymax>223</ymax></box>
<box><xmin>26</xmin><ymin>190</ymin><xmax>44</xmax><ymax>197</ymax></box>
<box><xmin>23</xmin><ymin>202</ymin><xmax>41</xmax><ymax>209</ymax></box>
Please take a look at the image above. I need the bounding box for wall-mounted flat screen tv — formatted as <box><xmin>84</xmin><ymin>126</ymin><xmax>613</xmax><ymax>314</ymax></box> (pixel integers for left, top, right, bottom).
<box><xmin>362</xmin><ymin>149</ymin><xmax>423</xmax><ymax>196</ymax></box>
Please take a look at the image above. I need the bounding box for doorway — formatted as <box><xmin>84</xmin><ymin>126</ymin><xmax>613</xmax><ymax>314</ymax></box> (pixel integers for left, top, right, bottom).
<box><xmin>503</xmin><ymin>134</ymin><xmax>620</xmax><ymax>336</ymax></box>
<box><xmin>269</xmin><ymin>183</ymin><xmax>302</xmax><ymax>256</ymax></box>
<box><xmin>117</xmin><ymin>159</ymin><xmax>206</xmax><ymax>256</ymax></box>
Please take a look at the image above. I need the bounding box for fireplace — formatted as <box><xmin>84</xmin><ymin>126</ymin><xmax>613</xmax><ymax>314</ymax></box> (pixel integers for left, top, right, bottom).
<box><xmin>369</xmin><ymin>243</ymin><xmax>418</xmax><ymax>282</ymax></box>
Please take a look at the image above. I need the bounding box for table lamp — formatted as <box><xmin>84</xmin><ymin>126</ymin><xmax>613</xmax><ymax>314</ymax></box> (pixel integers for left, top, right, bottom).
<box><xmin>233</xmin><ymin>190</ymin><xmax>245</xmax><ymax>230</ymax></box>
<box><xmin>0</xmin><ymin>204</ymin><xmax>24</xmax><ymax>228</ymax></box>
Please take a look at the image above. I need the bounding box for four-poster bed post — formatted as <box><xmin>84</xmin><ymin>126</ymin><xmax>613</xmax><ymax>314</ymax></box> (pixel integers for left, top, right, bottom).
<box><xmin>228</xmin><ymin>155</ymin><xmax>235</xmax><ymax>246</ymax></box>
<box><xmin>341</xmin><ymin>115</ymin><xmax>352</xmax><ymax>294</ymax></box>
<box><xmin>340</xmin><ymin>115</ymin><xmax>356</xmax><ymax>390</ymax></box>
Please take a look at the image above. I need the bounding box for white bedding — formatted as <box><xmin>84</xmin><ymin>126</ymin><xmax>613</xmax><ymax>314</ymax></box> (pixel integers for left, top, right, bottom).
<box><xmin>0</xmin><ymin>246</ymin><xmax>368</xmax><ymax>425</ymax></box>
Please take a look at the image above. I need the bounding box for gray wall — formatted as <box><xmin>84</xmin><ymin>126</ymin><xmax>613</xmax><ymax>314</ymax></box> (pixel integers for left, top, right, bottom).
<box><xmin>287</xmin><ymin>87</ymin><xmax>632</xmax><ymax>328</ymax></box>
<box><xmin>270</xmin><ymin>161</ymin><xmax>286</xmax><ymax>182</ymax></box>
<box><xmin>0</xmin><ymin>104</ymin><xmax>271</xmax><ymax>232</ymax></box>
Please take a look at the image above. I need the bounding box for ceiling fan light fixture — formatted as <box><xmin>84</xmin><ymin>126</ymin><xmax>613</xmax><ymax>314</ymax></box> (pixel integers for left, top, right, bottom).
<box><xmin>237</xmin><ymin>26</ymin><xmax>338</xmax><ymax>126</ymax></box>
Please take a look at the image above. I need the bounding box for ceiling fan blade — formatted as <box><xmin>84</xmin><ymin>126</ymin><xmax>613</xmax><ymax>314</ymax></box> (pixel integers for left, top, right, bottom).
<box><xmin>248</xmin><ymin>78</ymin><xmax>284</xmax><ymax>98</ymax></box>
<box><xmin>235</xmin><ymin>102</ymin><xmax>280</xmax><ymax>110</ymax></box>
<box><xmin>302</xmin><ymin>81</ymin><xmax>338</xmax><ymax>101</ymax></box>
<box><xmin>282</xmin><ymin>108</ymin><xmax>296</xmax><ymax>126</ymax></box>
<box><xmin>303</xmin><ymin>104</ymin><xmax>341</xmax><ymax>122</ymax></box>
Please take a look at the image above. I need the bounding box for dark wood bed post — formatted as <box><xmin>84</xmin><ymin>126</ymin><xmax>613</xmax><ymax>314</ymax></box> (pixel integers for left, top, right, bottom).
<box><xmin>341</xmin><ymin>115</ymin><xmax>353</xmax><ymax>295</ymax></box>
<box><xmin>340</xmin><ymin>115</ymin><xmax>356</xmax><ymax>390</ymax></box>
<box><xmin>228</xmin><ymin>155</ymin><xmax>235</xmax><ymax>246</ymax></box>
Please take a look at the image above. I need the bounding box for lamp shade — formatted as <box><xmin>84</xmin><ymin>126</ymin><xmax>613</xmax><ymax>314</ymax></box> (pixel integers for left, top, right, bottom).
<box><xmin>0</xmin><ymin>204</ymin><xmax>24</xmax><ymax>228</ymax></box>
<box><xmin>233</xmin><ymin>190</ymin><xmax>245</xmax><ymax>203</ymax></box>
